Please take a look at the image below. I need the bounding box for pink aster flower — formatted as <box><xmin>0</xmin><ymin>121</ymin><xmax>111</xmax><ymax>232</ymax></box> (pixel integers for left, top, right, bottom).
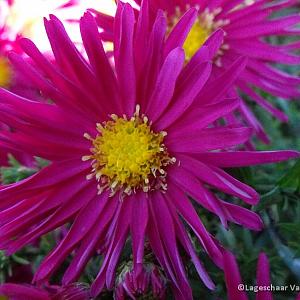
<box><xmin>0</xmin><ymin>2</ymin><xmax>298</xmax><ymax>299</ymax></box>
<box><xmin>0</xmin><ymin>282</ymin><xmax>90</xmax><ymax>300</ymax></box>
<box><xmin>115</xmin><ymin>263</ymin><xmax>167</xmax><ymax>299</ymax></box>
<box><xmin>224</xmin><ymin>251</ymin><xmax>300</xmax><ymax>300</ymax></box>
<box><xmin>95</xmin><ymin>0</ymin><xmax>300</xmax><ymax>143</ymax></box>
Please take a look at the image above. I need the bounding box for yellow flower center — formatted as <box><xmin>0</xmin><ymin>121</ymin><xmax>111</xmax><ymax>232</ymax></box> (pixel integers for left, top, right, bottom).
<box><xmin>170</xmin><ymin>8</ymin><xmax>229</xmax><ymax>62</ymax></box>
<box><xmin>83</xmin><ymin>106</ymin><xmax>175</xmax><ymax>196</ymax></box>
<box><xmin>183</xmin><ymin>19</ymin><xmax>211</xmax><ymax>60</ymax></box>
<box><xmin>0</xmin><ymin>56</ymin><xmax>12</xmax><ymax>88</ymax></box>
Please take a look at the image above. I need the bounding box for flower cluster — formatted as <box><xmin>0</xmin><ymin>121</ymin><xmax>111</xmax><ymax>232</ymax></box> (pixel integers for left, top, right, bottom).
<box><xmin>0</xmin><ymin>0</ymin><xmax>299</xmax><ymax>299</ymax></box>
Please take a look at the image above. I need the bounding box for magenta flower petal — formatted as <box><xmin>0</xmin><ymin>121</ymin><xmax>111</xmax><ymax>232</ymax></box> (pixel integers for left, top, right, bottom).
<box><xmin>167</xmin><ymin>127</ymin><xmax>253</xmax><ymax>152</ymax></box>
<box><xmin>79</xmin><ymin>13</ymin><xmax>121</xmax><ymax>115</ymax></box>
<box><xmin>196</xmin><ymin>56</ymin><xmax>248</xmax><ymax>106</ymax></box>
<box><xmin>224</xmin><ymin>251</ymin><xmax>248</xmax><ymax>300</ymax></box>
<box><xmin>222</xmin><ymin>202</ymin><xmax>264</xmax><ymax>231</ymax></box>
<box><xmin>168</xmin><ymin>97</ymin><xmax>240</xmax><ymax>134</ymax></box>
<box><xmin>169</xmin><ymin>203</ymin><xmax>215</xmax><ymax>290</ymax></box>
<box><xmin>154</xmin><ymin>60</ymin><xmax>211</xmax><ymax>129</ymax></box>
<box><xmin>91</xmin><ymin>9</ymin><xmax>114</xmax><ymax>41</ymax></box>
<box><xmin>138</xmin><ymin>10</ymin><xmax>167</xmax><ymax>108</ymax></box>
<box><xmin>238</xmin><ymin>83</ymin><xmax>289</xmax><ymax>122</ymax></box>
<box><xmin>0</xmin><ymin>283</ymin><xmax>90</xmax><ymax>300</ymax></box>
<box><xmin>131</xmin><ymin>192</ymin><xmax>149</xmax><ymax>274</ymax></box>
<box><xmin>256</xmin><ymin>253</ymin><xmax>273</xmax><ymax>300</ymax></box>
<box><xmin>146</xmin><ymin>47</ymin><xmax>185</xmax><ymax>122</ymax></box>
<box><xmin>178</xmin><ymin>154</ymin><xmax>259</xmax><ymax>204</ymax></box>
<box><xmin>0</xmin><ymin>284</ymin><xmax>51</xmax><ymax>300</ymax></box>
<box><xmin>134</xmin><ymin>0</ymin><xmax>150</xmax><ymax>74</ymax></box>
<box><xmin>194</xmin><ymin>150</ymin><xmax>300</xmax><ymax>168</ymax></box>
<box><xmin>164</xmin><ymin>8</ymin><xmax>197</xmax><ymax>56</ymax></box>
<box><xmin>224</xmin><ymin>251</ymin><xmax>279</xmax><ymax>300</ymax></box>
<box><xmin>62</xmin><ymin>196</ymin><xmax>119</xmax><ymax>284</ymax></box>
<box><xmin>91</xmin><ymin>200</ymin><xmax>132</xmax><ymax>296</ymax></box>
<box><xmin>115</xmin><ymin>4</ymin><xmax>136</xmax><ymax>116</ymax></box>
<box><xmin>34</xmin><ymin>191</ymin><xmax>109</xmax><ymax>283</ymax></box>
<box><xmin>203</xmin><ymin>29</ymin><xmax>224</xmax><ymax>59</ymax></box>
<box><xmin>147</xmin><ymin>194</ymin><xmax>193</xmax><ymax>299</ymax></box>
<box><xmin>166</xmin><ymin>182</ymin><xmax>223</xmax><ymax>268</ymax></box>
<box><xmin>150</xmin><ymin>192</ymin><xmax>193</xmax><ymax>299</ymax></box>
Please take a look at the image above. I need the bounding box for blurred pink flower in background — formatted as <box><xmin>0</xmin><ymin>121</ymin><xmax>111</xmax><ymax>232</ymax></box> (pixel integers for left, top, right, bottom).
<box><xmin>95</xmin><ymin>0</ymin><xmax>300</xmax><ymax>144</ymax></box>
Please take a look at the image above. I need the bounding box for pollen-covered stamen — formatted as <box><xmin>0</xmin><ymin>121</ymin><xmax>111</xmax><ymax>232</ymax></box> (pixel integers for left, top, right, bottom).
<box><xmin>0</xmin><ymin>56</ymin><xmax>12</xmax><ymax>88</ymax></box>
<box><xmin>83</xmin><ymin>106</ymin><xmax>175</xmax><ymax>196</ymax></box>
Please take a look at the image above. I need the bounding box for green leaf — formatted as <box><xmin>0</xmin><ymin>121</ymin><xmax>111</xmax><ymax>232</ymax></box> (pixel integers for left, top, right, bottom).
<box><xmin>0</xmin><ymin>155</ymin><xmax>37</xmax><ymax>184</ymax></box>
<box><xmin>0</xmin><ymin>155</ymin><xmax>50</xmax><ymax>185</ymax></box>
<box><xmin>268</xmin><ymin>226</ymin><xmax>300</xmax><ymax>280</ymax></box>
<box><xmin>278</xmin><ymin>160</ymin><xmax>300</xmax><ymax>192</ymax></box>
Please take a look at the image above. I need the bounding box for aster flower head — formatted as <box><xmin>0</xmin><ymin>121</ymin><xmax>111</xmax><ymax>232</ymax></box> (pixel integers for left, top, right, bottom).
<box><xmin>0</xmin><ymin>1</ymin><xmax>298</xmax><ymax>299</ymax></box>
<box><xmin>97</xmin><ymin>0</ymin><xmax>300</xmax><ymax>143</ymax></box>
<box><xmin>0</xmin><ymin>282</ymin><xmax>90</xmax><ymax>300</ymax></box>
<box><xmin>115</xmin><ymin>263</ymin><xmax>167</xmax><ymax>299</ymax></box>
<box><xmin>224</xmin><ymin>251</ymin><xmax>300</xmax><ymax>300</ymax></box>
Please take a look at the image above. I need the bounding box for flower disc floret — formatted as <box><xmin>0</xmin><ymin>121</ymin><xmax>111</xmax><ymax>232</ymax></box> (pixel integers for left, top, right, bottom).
<box><xmin>181</xmin><ymin>8</ymin><xmax>228</xmax><ymax>60</ymax></box>
<box><xmin>183</xmin><ymin>17</ymin><xmax>212</xmax><ymax>60</ymax></box>
<box><xmin>0</xmin><ymin>56</ymin><xmax>12</xmax><ymax>88</ymax></box>
<box><xmin>83</xmin><ymin>106</ymin><xmax>175</xmax><ymax>196</ymax></box>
